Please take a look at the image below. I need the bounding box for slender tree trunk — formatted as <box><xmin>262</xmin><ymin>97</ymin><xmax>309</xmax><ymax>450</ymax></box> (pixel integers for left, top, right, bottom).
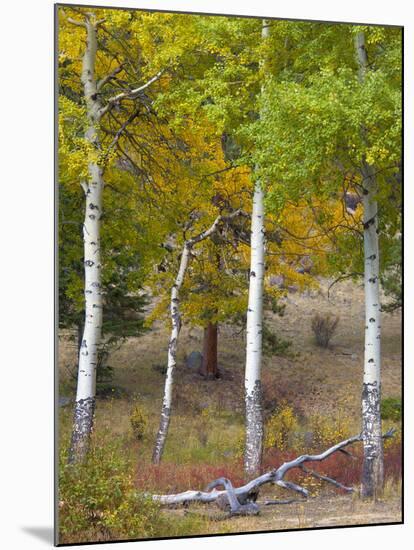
<box><xmin>244</xmin><ymin>180</ymin><xmax>265</xmax><ymax>477</ymax></box>
<box><xmin>201</xmin><ymin>323</ymin><xmax>218</xmax><ymax>379</ymax></box>
<box><xmin>360</xmin><ymin>166</ymin><xmax>383</xmax><ymax>497</ymax></box>
<box><xmin>152</xmin><ymin>245</ymin><xmax>191</xmax><ymax>464</ymax></box>
<box><xmin>152</xmin><ymin>210</ymin><xmax>243</xmax><ymax>464</ymax></box>
<box><xmin>69</xmin><ymin>17</ymin><xmax>105</xmax><ymax>464</ymax></box>
<box><xmin>244</xmin><ymin>21</ymin><xmax>268</xmax><ymax>478</ymax></box>
<box><xmin>355</xmin><ymin>32</ymin><xmax>384</xmax><ymax>497</ymax></box>
<box><xmin>65</xmin><ymin>13</ymin><xmax>167</xmax><ymax>463</ymax></box>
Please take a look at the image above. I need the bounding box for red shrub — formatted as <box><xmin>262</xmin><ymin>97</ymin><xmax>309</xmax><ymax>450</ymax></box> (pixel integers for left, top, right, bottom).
<box><xmin>263</xmin><ymin>439</ymin><xmax>401</xmax><ymax>491</ymax></box>
<box><xmin>135</xmin><ymin>460</ymin><xmax>245</xmax><ymax>493</ymax></box>
<box><xmin>384</xmin><ymin>439</ymin><xmax>402</xmax><ymax>482</ymax></box>
<box><xmin>135</xmin><ymin>440</ymin><xmax>401</xmax><ymax>494</ymax></box>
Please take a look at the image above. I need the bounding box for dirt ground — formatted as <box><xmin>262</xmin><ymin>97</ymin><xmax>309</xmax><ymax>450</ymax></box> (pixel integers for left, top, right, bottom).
<box><xmin>165</xmin><ymin>493</ymin><xmax>402</xmax><ymax>535</ymax></box>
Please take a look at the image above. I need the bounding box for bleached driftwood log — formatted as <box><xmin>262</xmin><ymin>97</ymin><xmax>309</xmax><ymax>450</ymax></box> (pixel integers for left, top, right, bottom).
<box><xmin>152</xmin><ymin>429</ymin><xmax>395</xmax><ymax>511</ymax></box>
<box><xmin>206</xmin><ymin>478</ymin><xmax>260</xmax><ymax>516</ymax></box>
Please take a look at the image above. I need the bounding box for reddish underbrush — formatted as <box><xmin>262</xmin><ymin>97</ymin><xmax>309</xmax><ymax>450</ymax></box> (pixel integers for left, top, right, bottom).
<box><xmin>137</xmin><ymin>439</ymin><xmax>401</xmax><ymax>494</ymax></box>
<box><xmin>263</xmin><ymin>439</ymin><xmax>401</xmax><ymax>491</ymax></box>
<box><xmin>135</xmin><ymin>460</ymin><xmax>245</xmax><ymax>493</ymax></box>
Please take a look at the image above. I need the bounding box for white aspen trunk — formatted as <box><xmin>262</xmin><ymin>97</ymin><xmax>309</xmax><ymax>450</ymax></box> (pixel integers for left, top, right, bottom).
<box><xmin>244</xmin><ymin>21</ymin><xmax>268</xmax><ymax>478</ymax></box>
<box><xmin>69</xmin><ymin>18</ymin><xmax>105</xmax><ymax>463</ymax></box>
<box><xmin>244</xmin><ymin>181</ymin><xmax>265</xmax><ymax>477</ymax></box>
<box><xmin>355</xmin><ymin>32</ymin><xmax>384</xmax><ymax>497</ymax></box>
<box><xmin>361</xmin><ymin>169</ymin><xmax>384</xmax><ymax>497</ymax></box>
<box><xmin>65</xmin><ymin>15</ymin><xmax>164</xmax><ymax>464</ymax></box>
<box><xmin>152</xmin><ymin>211</ymin><xmax>243</xmax><ymax>464</ymax></box>
<box><xmin>152</xmin><ymin>245</ymin><xmax>191</xmax><ymax>464</ymax></box>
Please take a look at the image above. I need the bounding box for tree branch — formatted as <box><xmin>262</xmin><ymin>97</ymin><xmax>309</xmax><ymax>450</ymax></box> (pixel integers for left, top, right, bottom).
<box><xmin>187</xmin><ymin>209</ymin><xmax>247</xmax><ymax>248</ymax></box>
<box><xmin>327</xmin><ymin>272</ymin><xmax>363</xmax><ymax>301</ymax></box>
<box><xmin>97</xmin><ymin>64</ymin><xmax>124</xmax><ymax>91</ymax></box>
<box><xmin>80</xmin><ymin>180</ymin><xmax>89</xmax><ymax>195</ymax></box>
<box><xmin>264</xmin><ymin>499</ymin><xmax>301</xmax><ymax>506</ymax></box>
<box><xmin>99</xmin><ymin>70</ymin><xmax>164</xmax><ymax>117</ymax></box>
<box><xmin>67</xmin><ymin>17</ymin><xmax>87</xmax><ymax>28</ymax></box>
<box><xmin>152</xmin><ymin>429</ymin><xmax>396</xmax><ymax>508</ymax></box>
<box><xmin>299</xmin><ymin>465</ymin><xmax>354</xmax><ymax>493</ymax></box>
<box><xmin>102</xmin><ymin>109</ymin><xmax>141</xmax><ymax>166</ymax></box>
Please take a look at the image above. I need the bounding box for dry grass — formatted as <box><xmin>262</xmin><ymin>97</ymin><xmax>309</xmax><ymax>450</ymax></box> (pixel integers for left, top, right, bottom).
<box><xmin>58</xmin><ymin>278</ymin><xmax>401</xmax><ymax>423</ymax></box>
<box><xmin>158</xmin><ymin>493</ymin><xmax>402</xmax><ymax>536</ymax></box>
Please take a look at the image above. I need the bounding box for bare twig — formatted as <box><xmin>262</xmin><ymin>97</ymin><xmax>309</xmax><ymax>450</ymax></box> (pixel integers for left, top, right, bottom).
<box><xmin>264</xmin><ymin>499</ymin><xmax>301</xmax><ymax>506</ymax></box>
<box><xmin>299</xmin><ymin>465</ymin><xmax>354</xmax><ymax>493</ymax></box>
<box><xmin>327</xmin><ymin>272</ymin><xmax>363</xmax><ymax>301</ymax></box>
<box><xmin>338</xmin><ymin>448</ymin><xmax>357</xmax><ymax>459</ymax></box>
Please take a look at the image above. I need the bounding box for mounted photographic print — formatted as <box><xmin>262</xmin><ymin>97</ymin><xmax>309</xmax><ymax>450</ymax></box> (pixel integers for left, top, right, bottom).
<box><xmin>56</xmin><ymin>2</ymin><xmax>403</xmax><ymax>545</ymax></box>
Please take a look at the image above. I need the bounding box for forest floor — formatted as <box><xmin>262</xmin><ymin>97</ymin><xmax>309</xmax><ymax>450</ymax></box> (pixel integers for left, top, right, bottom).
<box><xmin>164</xmin><ymin>493</ymin><xmax>402</xmax><ymax>534</ymax></box>
<box><xmin>58</xmin><ymin>277</ymin><xmax>402</xmax><ymax>539</ymax></box>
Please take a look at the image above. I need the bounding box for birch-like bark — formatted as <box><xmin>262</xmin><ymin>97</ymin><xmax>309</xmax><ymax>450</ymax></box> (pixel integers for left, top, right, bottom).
<box><xmin>360</xmin><ymin>164</ymin><xmax>383</xmax><ymax>497</ymax></box>
<box><xmin>64</xmin><ymin>13</ymin><xmax>165</xmax><ymax>463</ymax></box>
<box><xmin>355</xmin><ymin>31</ymin><xmax>384</xmax><ymax>497</ymax></box>
<box><xmin>244</xmin><ymin>181</ymin><xmax>265</xmax><ymax>477</ymax></box>
<box><xmin>152</xmin><ymin>244</ymin><xmax>190</xmax><ymax>464</ymax></box>
<box><xmin>244</xmin><ymin>21</ymin><xmax>268</xmax><ymax>478</ymax></box>
<box><xmin>68</xmin><ymin>17</ymin><xmax>105</xmax><ymax>464</ymax></box>
<box><xmin>152</xmin><ymin>210</ymin><xmax>244</xmax><ymax>464</ymax></box>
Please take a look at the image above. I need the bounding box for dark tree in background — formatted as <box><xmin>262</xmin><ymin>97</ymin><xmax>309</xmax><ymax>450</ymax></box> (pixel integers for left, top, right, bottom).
<box><xmin>59</xmin><ymin>182</ymin><xmax>148</xmax><ymax>395</ymax></box>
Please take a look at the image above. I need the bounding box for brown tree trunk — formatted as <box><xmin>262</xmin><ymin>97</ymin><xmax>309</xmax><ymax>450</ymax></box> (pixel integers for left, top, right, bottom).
<box><xmin>200</xmin><ymin>323</ymin><xmax>219</xmax><ymax>379</ymax></box>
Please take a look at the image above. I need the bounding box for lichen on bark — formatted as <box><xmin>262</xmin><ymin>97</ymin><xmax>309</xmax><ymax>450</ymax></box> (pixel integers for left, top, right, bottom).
<box><xmin>68</xmin><ymin>396</ymin><xmax>96</xmax><ymax>463</ymax></box>
<box><xmin>244</xmin><ymin>379</ymin><xmax>264</xmax><ymax>477</ymax></box>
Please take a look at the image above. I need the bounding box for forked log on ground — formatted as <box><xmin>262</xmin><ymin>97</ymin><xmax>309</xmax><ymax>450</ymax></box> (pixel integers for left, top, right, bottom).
<box><xmin>151</xmin><ymin>429</ymin><xmax>395</xmax><ymax>514</ymax></box>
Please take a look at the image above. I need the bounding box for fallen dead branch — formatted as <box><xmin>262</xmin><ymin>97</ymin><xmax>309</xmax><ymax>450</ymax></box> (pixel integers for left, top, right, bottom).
<box><xmin>206</xmin><ymin>478</ymin><xmax>260</xmax><ymax>516</ymax></box>
<box><xmin>152</xmin><ymin>429</ymin><xmax>395</xmax><ymax>514</ymax></box>
<box><xmin>263</xmin><ymin>499</ymin><xmax>301</xmax><ymax>506</ymax></box>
